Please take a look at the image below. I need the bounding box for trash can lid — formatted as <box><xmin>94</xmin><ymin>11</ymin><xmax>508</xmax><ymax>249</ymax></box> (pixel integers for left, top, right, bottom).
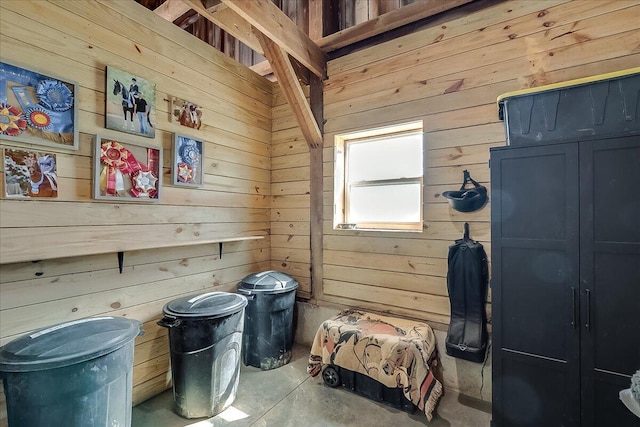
<box><xmin>238</xmin><ymin>270</ymin><xmax>299</xmax><ymax>294</ymax></box>
<box><xmin>0</xmin><ymin>317</ymin><xmax>142</xmax><ymax>373</ymax></box>
<box><xmin>162</xmin><ymin>291</ymin><xmax>247</xmax><ymax>319</ymax></box>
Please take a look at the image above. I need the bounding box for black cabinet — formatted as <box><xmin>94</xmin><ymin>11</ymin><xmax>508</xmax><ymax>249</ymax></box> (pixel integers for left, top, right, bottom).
<box><xmin>490</xmin><ymin>136</ymin><xmax>640</xmax><ymax>426</ymax></box>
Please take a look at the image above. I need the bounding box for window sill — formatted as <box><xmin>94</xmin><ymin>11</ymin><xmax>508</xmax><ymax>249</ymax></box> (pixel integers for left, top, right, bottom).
<box><xmin>333</xmin><ymin>225</ymin><xmax>423</xmax><ymax>233</ymax></box>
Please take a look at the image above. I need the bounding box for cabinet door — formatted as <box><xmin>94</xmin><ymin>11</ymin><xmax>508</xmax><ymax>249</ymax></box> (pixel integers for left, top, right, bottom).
<box><xmin>579</xmin><ymin>136</ymin><xmax>640</xmax><ymax>426</ymax></box>
<box><xmin>491</xmin><ymin>143</ymin><xmax>580</xmax><ymax>426</ymax></box>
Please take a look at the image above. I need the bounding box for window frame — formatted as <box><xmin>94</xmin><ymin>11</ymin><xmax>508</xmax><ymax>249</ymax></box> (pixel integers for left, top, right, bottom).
<box><xmin>333</xmin><ymin>121</ymin><xmax>424</xmax><ymax>232</ymax></box>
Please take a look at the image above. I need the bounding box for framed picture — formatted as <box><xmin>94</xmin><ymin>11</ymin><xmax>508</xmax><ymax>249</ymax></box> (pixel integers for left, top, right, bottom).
<box><xmin>94</xmin><ymin>134</ymin><xmax>161</xmax><ymax>202</ymax></box>
<box><xmin>105</xmin><ymin>66</ymin><xmax>156</xmax><ymax>138</ymax></box>
<box><xmin>172</xmin><ymin>134</ymin><xmax>204</xmax><ymax>187</ymax></box>
<box><xmin>170</xmin><ymin>96</ymin><xmax>202</xmax><ymax>130</ymax></box>
<box><xmin>0</xmin><ymin>62</ymin><xmax>79</xmax><ymax>150</ymax></box>
<box><xmin>3</xmin><ymin>147</ymin><xmax>58</xmax><ymax>198</ymax></box>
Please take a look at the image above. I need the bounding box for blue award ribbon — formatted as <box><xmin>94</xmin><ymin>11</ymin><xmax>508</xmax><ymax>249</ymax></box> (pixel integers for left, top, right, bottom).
<box><xmin>12</xmin><ymin>86</ymin><xmax>73</xmax><ymax>134</ymax></box>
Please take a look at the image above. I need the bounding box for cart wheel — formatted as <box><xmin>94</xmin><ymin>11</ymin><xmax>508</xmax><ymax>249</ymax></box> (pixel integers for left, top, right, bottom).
<box><xmin>322</xmin><ymin>365</ymin><xmax>341</xmax><ymax>388</ymax></box>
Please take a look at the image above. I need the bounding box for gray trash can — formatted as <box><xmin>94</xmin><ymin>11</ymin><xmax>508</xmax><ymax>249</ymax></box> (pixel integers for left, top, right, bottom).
<box><xmin>237</xmin><ymin>271</ymin><xmax>298</xmax><ymax>370</ymax></box>
<box><xmin>0</xmin><ymin>316</ymin><xmax>142</xmax><ymax>427</ymax></box>
<box><xmin>158</xmin><ymin>291</ymin><xmax>247</xmax><ymax>418</ymax></box>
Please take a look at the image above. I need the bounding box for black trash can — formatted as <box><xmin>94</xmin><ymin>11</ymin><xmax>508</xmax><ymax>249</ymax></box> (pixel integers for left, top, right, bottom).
<box><xmin>0</xmin><ymin>316</ymin><xmax>142</xmax><ymax>427</ymax></box>
<box><xmin>237</xmin><ymin>270</ymin><xmax>298</xmax><ymax>370</ymax></box>
<box><xmin>158</xmin><ymin>291</ymin><xmax>247</xmax><ymax>419</ymax></box>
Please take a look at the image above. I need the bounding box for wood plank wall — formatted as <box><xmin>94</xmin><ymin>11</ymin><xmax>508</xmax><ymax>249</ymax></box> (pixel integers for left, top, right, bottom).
<box><xmin>0</xmin><ymin>0</ymin><xmax>271</xmax><ymax>421</ymax></box>
<box><xmin>271</xmin><ymin>86</ymin><xmax>313</xmax><ymax>298</ymax></box>
<box><xmin>270</xmin><ymin>0</ymin><xmax>640</xmax><ymax>330</ymax></box>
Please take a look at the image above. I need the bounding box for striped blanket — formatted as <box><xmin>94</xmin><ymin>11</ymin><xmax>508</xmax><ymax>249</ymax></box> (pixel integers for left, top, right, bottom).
<box><xmin>307</xmin><ymin>310</ymin><xmax>443</xmax><ymax>421</ymax></box>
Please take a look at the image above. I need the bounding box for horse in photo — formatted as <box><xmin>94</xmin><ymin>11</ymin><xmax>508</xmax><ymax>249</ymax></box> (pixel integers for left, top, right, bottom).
<box><xmin>113</xmin><ymin>79</ymin><xmax>135</xmax><ymax>131</ymax></box>
<box><xmin>178</xmin><ymin>102</ymin><xmax>202</xmax><ymax>129</ymax></box>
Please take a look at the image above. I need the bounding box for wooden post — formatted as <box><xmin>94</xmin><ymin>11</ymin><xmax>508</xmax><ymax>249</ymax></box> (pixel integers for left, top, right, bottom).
<box><xmin>309</xmin><ymin>74</ymin><xmax>324</xmax><ymax>301</ymax></box>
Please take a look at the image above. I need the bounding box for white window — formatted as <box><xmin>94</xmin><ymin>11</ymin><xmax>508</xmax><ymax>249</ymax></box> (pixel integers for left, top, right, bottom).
<box><xmin>334</xmin><ymin>121</ymin><xmax>424</xmax><ymax>231</ymax></box>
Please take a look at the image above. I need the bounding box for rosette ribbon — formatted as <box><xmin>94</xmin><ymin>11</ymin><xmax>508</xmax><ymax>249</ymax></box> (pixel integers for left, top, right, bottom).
<box><xmin>35</xmin><ymin>79</ymin><xmax>73</xmax><ymax>112</ymax></box>
<box><xmin>100</xmin><ymin>141</ymin><xmax>159</xmax><ymax>198</ymax></box>
<box><xmin>179</xmin><ymin>139</ymin><xmax>200</xmax><ymax>165</ymax></box>
<box><xmin>0</xmin><ymin>103</ymin><xmax>27</xmax><ymax>136</ymax></box>
<box><xmin>176</xmin><ymin>162</ymin><xmax>194</xmax><ymax>183</ymax></box>
<box><xmin>178</xmin><ymin>139</ymin><xmax>200</xmax><ymax>184</ymax></box>
<box><xmin>131</xmin><ymin>170</ymin><xmax>158</xmax><ymax>198</ymax></box>
<box><xmin>25</xmin><ymin>106</ymin><xmax>52</xmax><ymax>130</ymax></box>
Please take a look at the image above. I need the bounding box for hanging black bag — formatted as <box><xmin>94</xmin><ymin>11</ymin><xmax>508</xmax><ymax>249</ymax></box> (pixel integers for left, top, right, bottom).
<box><xmin>445</xmin><ymin>223</ymin><xmax>489</xmax><ymax>363</ymax></box>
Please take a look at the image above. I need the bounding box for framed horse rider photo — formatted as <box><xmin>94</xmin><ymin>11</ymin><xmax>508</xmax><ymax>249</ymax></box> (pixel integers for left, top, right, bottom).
<box><xmin>105</xmin><ymin>66</ymin><xmax>156</xmax><ymax>138</ymax></box>
<box><xmin>0</xmin><ymin>61</ymin><xmax>79</xmax><ymax>150</ymax></box>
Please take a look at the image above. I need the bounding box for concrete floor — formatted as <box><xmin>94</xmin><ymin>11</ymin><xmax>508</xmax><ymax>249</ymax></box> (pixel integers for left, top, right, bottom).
<box><xmin>132</xmin><ymin>344</ymin><xmax>492</xmax><ymax>427</ymax></box>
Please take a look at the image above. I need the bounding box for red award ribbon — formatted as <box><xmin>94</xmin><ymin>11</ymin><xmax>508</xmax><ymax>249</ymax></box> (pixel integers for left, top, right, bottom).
<box><xmin>177</xmin><ymin>163</ymin><xmax>194</xmax><ymax>183</ymax></box>
<box><xmin>130</xmin><ymin>170</ymin><xmax>158</xmax><ymax>198</ymax></box>
<box><xmin>100</xmin><ymin>141</ymin><xmax>158</xmax><ymax>198</ymax></box>
<box><xmin>100</xmin><ymin>141</ymin><xmax>144</xmax><ymax>196</ymax></box>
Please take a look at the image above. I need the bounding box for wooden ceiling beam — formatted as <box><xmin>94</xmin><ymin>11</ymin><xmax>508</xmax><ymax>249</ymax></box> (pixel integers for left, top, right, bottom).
<box><xmin>249</xmin><ymin>60</ymin><xmax>273</xmax><ymax>77</ymax></box>
<box><xmin>154</xmin><ymin>0</ymin><xmax>191</xmax><ymax>21</ymax></box>
<box><xmin>318</xmin><ymin>0</ymin><xmax>476</xmax><ymax>51</ymax></box>
<box><xmin>221</xmin><ymin>0</ymin><xmax>326</xmax><ymax>78</ymax></box>
<box><xmin>256</xmin><ymin>31</ymin><xmax>322</xmax><ymax>148</ymax></box>
<box><xmin>203</xmin><ymin>0</ymin><xmax>226</xmax><ymax>14</ymax></box>
<box><xmin>308</xmin><ymin>0</ymin><xmax>323</xmax><ymax>41</ymax></box>
<box><xmin>203</xmin><ymin>0</ymin><xmax>222</xmax><ymax>9</ymax></box>
<box><xmin>249</xmin><ymin>59</ymin><xmax>310</xmax><ymax>85</ymax></box>
<box><xmin>175</xmin><ymin>10</ymin><xmax>200</xmax><ymax>29</ymax></box>
<box><xmin>183</xmin><ymin>0</ymin><xmax>264</xmax><ymax>54</ymax></box>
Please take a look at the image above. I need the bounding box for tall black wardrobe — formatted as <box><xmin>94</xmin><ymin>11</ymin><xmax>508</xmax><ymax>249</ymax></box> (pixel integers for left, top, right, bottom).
<box><xmin>490</xmin><ymin>69</ymin><xmax>640</xmax><ymax>426</ymax></box>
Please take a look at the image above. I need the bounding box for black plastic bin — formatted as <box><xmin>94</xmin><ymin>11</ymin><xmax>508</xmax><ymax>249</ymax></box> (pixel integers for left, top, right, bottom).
<box><xmin>0</xmin><ymin>316</ymin><xmax>142</xmax><ymax>427</ymax></box>
<box><xmin>322</xmin><ymin>365</ymin><xmax>417</xmax><ymax>414</ymax></box>
<box><xmin>158</xmin><ymin>291</ymin><xmax>247</xmax><ymax>419</ymax></box>
<box><xmin>237</xmin><ymin>271</ymin><xmax>298</xmax><ymax>370</ymax></box>
<box><xmin>497</xmin><ymin>69</ymin><xmax>640</xmax><ymax>146</ymax></box>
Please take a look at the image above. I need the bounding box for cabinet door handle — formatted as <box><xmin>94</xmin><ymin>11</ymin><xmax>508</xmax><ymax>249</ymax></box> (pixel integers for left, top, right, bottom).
<box><xmin>585</xmin><ymin>289</ymin><xmax>591</xmax><ymax>331</ymax></box>
<box><xmin>571</xmin><ymin>287</ymin><xmax>577</xmax><ymax>328</ymax></box>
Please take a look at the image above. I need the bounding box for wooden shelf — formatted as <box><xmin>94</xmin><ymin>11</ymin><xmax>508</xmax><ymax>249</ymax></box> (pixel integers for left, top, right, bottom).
<box><xmin>0</xmin><ymin>234</ymin><xmax>265</xmax><ymax>265</ymax></box>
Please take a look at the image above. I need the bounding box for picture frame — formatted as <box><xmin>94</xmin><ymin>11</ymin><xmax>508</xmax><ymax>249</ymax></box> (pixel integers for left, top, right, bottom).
<box><xmin>3</xmin><ymin>147</ymin><xmax>58</xmax><ymax>198</ymax></box>
<box><xmin>93</xmin><ymin>134</ymin><xmax>162</xmax><ymax>202</ymax></box>
<box><xmin>105</xmin><ymin>66</ymin><xmax>156</xmax><ymax>138</ymax></box>
<box><xmin>170</xmin><ymin>96</ymin><xmax>202</xmax><ymax>130</ymax></box>
<box><xmin>172</xmin><ymin>134</ymin><xmax>204</xmax><ymax>187</ymax></box>
<box><xmin>0</xmin><ymin>61</ymin><xmax>79</xmax><ymax>150</ymax></box>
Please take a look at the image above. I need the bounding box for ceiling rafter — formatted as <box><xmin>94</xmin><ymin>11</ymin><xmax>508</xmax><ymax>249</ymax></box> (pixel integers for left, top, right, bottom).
<box><xmin>183</xmin><ymin>0</ymin><xmax>264</xmax><ymax>54</ymax></box>
<box><xmin>220</xmin><ymin>0</ymin><xmax>326</xmax><ymax>78</ymax></box>
<box><xmin>256</xmin><ymin>30</ymin><xmax>322</xmax><ymax>148</ymax></box>
<box><xmin>154</xmin><ymin>0</ymin><xmax>191</xmax><ymax>21</ymax></box>
<box><xmin>249</xmin><ymin>60</ymin><xmax>273</xmax><ymax>77</ymax></box>
<box><xmin>318</xmin><ymin>0</ymin><xmax>476</xmax><ymax>51</ymax></box>
<box><xmin>151</xmin><ymin>0</ymin><xmax>475</xmax><ymax>149</ymax></box>
<box><xmin>155</xmin><ymin>0</ymin><xmax>324</xmax><ymax>148</ymax></box>
<box><xmin>155</xmin><ymin>1</ymin><xmax>475</xmax><ymax>82</ymax></box>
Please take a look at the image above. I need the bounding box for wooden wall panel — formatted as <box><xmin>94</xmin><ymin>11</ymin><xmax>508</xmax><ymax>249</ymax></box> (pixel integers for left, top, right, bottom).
<box><xmin>275</xmin><ymin>0</ymin><xmax>640</xmax><ymax>332</ymax></box>
<box><xmin>270</xmin><ymin>87</ymin><xmax>312</xmax><ymax>298</ymax></box>
<box><xmin>0</xmin><ymin>0</ymin><xmax>271</xmax><ymax>420</ymax></box>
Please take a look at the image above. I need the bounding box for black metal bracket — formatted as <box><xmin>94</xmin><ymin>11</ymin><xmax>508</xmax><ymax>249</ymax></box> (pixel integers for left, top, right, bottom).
<box><xmin>116</xmin><ymin>241</ymin><xmax>226</xmax><ymax>273</ymax></box>
<box><xmin>117</xmin><ymin>251</ymin><xmax>124</xmax><ymax>274</ymax></box>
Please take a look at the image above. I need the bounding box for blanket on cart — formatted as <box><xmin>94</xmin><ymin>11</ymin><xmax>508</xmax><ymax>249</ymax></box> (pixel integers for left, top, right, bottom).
<box><xmin>307</xmin><ymin>310</ymin><xmax>443</xmax><ymax>421</ymax></box>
